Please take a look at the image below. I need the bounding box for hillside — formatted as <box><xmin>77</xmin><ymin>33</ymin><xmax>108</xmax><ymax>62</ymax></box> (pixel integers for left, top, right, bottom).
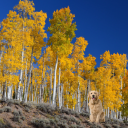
<box><xmin>0</xmin><ymin>99</ymin><xmax>127</xmax><ymax>128</ymax></box>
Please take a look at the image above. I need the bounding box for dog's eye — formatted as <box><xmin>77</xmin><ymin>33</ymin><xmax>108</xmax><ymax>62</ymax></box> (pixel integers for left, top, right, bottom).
<box><xmin>91</xmin><ymin>93</ymin><xmax>92</xmax><ymax>94</ymax></box>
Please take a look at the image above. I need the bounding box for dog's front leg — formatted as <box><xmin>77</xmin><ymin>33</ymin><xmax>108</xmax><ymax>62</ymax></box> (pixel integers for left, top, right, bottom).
<box><xmin>90</xmin><ymin>114</ymin><xmax>93</xmax><ymax>122</ymax></box>
<box><xmin>96</xmin><ymin>111</ymin><xmax>102</xmax><ymax>123</ymax></box>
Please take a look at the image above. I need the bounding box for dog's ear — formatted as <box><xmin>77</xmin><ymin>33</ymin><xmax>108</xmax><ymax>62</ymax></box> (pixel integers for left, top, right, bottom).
<box><xmin>96</xmin><ymin>91</ymin><xmax>99</xmax><ymax>98</ymax></box>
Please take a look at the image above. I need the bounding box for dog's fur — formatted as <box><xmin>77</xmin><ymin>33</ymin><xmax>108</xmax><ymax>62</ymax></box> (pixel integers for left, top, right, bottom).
<box><xmin>88</xmin><ymin>91</ymin><xmax>105</xmax><ymax>123</ymax></box>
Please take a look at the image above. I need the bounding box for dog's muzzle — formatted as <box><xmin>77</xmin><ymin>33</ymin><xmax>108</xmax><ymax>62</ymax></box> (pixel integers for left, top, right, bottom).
<box><xmin>92</xmin><ymin>95</ymin><xmax>95</xmax><ymax>99</ymax></box>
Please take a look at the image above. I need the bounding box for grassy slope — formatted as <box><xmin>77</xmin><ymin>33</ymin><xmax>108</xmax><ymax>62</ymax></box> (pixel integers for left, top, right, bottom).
<box><xmin>0</xmin><ymin>99</ymin><xmax>127</xmax><ymax>128</ymax></box>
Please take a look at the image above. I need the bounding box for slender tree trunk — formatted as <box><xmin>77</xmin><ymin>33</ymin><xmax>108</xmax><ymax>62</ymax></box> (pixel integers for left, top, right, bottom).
<box><xmin>20</xmin><ymin>87</ymin><xmax>23</xmax><ymax>101</ymax></box>
<box><xmin>40</xmin><ymin>68</ymin><xmax>44</xmax><ymax>103</ymax></box>
<box><xmin>17</xmin><ymin>47</ymin><xmax>24</xmax><ymax>100</ymax></box>
<box><xmin>7</xmin><ymin>85</ymin><xmax>12</xmax><ymax>100</ymax></box>
<box><xmin>60</xmin><ymin>83</ymin><xmax>63</xmax><ymax>108</ymax></box>
<box><xmin>31</xmin><ymin>72</ymin><xmax>33</xmax><ymax>102</ymax></box>
<box><xmin>49</xmin><ymin>67</ymin><xmax>52</xmax><ymax>104</ymax></box>
<box><xmin>15</xmin><ymin>85</ymin><xmax>17</xmax><ymax>99</ymax></box>
<box><xmin>2</xmin><ymin>81</ymin><xmax>6</xmax><ymax>100</ymax></box>
<box><xmin>78</xmin><ymin>82</ymin><xmax>81</xmax><ymax>113</ymax></box>
<box><xmin>52</xmin><ymin>55</ymin><xmax>58</xmax><ymax>105</ymax></box>
<box><xmin>24</xmin><ymin>59</ymin><xmax>27</xmax><ymax>100</ymax></box>
<box><xmin>77</xmin><ymin>60</ymin><xmax>81</xmax><ymax>113</ymax></box>
<box><xmin>58</xmin><ymin>67</ymin><xmax>61</xmax><ymax>109</ymax></box>
<box><xmin>119</xmin><ymin>76</ymin><xmax>123</xmax><ymax>120</ymax></box>
<box><xmin>24</xmin><ymin>47</ymin><xmax>33</xmax><ymax>102</ymax></box>
<box><xmin>117</xmin><ymin>109</ymin><xmax>118</xmax><ymax>119</ymax></box>
<box><xmin>108</xmin><ymin>107</ymin><xmax>109</xmax><ymax>118</ymax></box>
<box><xmin>86</xmin><ymin>80</ymin><xmax>89</xmax><ymax>112</ymax></box>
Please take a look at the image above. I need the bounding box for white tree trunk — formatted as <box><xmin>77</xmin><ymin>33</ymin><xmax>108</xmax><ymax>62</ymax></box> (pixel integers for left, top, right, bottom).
<box><xmin>2</xmin><ymin>81</ymin><xmax>6</xmax><ymax>100</ymax></box>
<box><xmin>24</xmin><ymin>59</ymin><xmax>27</xmax><ymax>98</ymax></box>
<box><xmin>7</xmin><ymin>86</ymin><xmax>12</xmax><ymax>100</ymax></box>
<box><xmin>31</xmin><ymin>72</ymin><xmax>33</xmax><ymax>102</ymax></box>
<box><xmin>119</xmin><ymin>76</ymin><xmax>123</xmax><ymax>120</ymax></box>
<box><xmin>60</xmin><ymin>83</ymin><xmax>63</xmax><ymax>108</ymax></box>
<box><xmin>17</xmin><ymin>48</ymin><xmax>24</xmax><ymax>100</ymax></box>
<box><xmin>108</xmin><ymin>107</ymin><xmax>109</xmax><ymax>118</ymax></box>
<box><xmin>111</xmin><ymin>110</ymin><xmax>114</xmax><ymax>119</ymax></box>
<box><xmin>78</xmin><ymin>82</ymin><xmax>81</xmax><ymax>113</ymax></box>
<box><xmin>58</xmin><ymin>67</ymin><xmax>61</xmax><ymax>109</ymax></box>
<box><xmin>15</xmin><ymin>85</ymin><xmax>17</xmax><ymax>99</ymax></box>
<box><xmin>20</xmin><ymin>87</ymin><xmax>23</xmax><ymax>101</ymax></box>
<box><xmin>24</xmin><ymin>47</ymin><xmax>33</xmax><ymax>102</ymax></box>
<box><xmin>52</xmin><ymin>55</ymin><xmax>58</xmax><ymax>105</ymax></box>
<box><xmin>86</xmin><ymin>80</ymin><xmax>89</xmax><ymax>112</ymax></box>
<box><xmin>117</xmin><ymin>111</ymin><xmax>119</xmax><ymax>119</ymax></box>
<box><xmin>114</xmin><ymin>110</ymin><xmax>116</xmax><ymax>119</ymax></box>
<box><xmin>49</xmin><ymin>67</ymin><xmax>52</xmax><ymax>104</ymax></box>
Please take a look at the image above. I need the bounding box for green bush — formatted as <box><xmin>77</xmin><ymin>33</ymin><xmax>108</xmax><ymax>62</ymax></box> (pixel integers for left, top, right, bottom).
<box><xmin>36</xmin><ymin>103</ymin><xmax>55</xmax><ymax>114</ymax></box>
<box><xmin>80</xmin><ymin>112</ymin><xmax>90</xmax><ymax>118</ymax></box>
<box><xmin>24</xmin><ymin>107</ymin><xmax>30</xmax><ymax>112</ymax></box>
<box><xmin>49</xmin><ymin>119</ymin><xmax>56</xmax><ymax>125</ymax></box>
<box><xmin>104</xmin><ymin>124</ymin><xmax>112</xmax><ymax>128</ymax></box>
<box><xmin>4</xmin><ymin>106</ymin><xmax>12</xmax><ymax>112</ymax></box>
<box><xmin>0</xmin><ymin>108</ymin><xmax>4</xmax><ymax>113</ymax></box>
<box><xmin>70</xmin><ymin>124</ymin><xmax>77</xmax><ymax>128</ymax></box>
<box><xmin>13</xmin><ymin>110</ymin><xmax>19</xmax><ymax>116</ymax></box>
<box><xmin>112</xmin><ymin>124</ymin><xmax>120</xmax><ymax>128</ymax></box>
<box><xmin>13</xmin><ymin>116</ymin><xmax>20</xmax><ymax>122</ymax></box>
<box><xmin>19</xmin><ymin>110</ymin><xmax>23</xmax><ymax>116</ymax></box>
<box><xmin>31</xmin><ymin>118</ymin><xmax>50</xmax><ymax>128</ymax></box>
<box><xmin>21</xmin><ymin>116</ymin><xmax>25</xmax><ymax>121</ymax></box>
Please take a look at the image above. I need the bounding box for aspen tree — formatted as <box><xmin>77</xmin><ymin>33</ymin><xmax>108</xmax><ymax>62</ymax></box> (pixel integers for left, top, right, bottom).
<box><xmin>47</xmin><ymin>6</ymin><xmax>76</xmax><ymax>105</ymax></box>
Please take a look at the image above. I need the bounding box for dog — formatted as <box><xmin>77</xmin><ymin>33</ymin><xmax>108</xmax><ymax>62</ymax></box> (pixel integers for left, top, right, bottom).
<box><xmin>88</xmin><ymin>90</ymin><xmax>105</xmax><ymax>123</ymax></box>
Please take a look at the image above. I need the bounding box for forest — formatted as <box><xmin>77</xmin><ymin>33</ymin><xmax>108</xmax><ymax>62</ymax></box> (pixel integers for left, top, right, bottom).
<box><xmin>0</xmin><ymin>0</ymin><xmax>128</xmax><ymax>122</ymax></box>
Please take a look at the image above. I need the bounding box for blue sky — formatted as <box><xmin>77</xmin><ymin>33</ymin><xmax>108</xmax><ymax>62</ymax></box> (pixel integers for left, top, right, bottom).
<box><xmin>1</xmin><ymin>0</ymin><xmax>128</xmax><ymax>69</ymax></box>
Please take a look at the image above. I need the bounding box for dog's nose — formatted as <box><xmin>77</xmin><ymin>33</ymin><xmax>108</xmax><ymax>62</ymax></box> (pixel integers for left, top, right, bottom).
<box><xmin>92</xmin><ymin>95</ymin><xmax>95</xmax><ymax>98</ymax></box>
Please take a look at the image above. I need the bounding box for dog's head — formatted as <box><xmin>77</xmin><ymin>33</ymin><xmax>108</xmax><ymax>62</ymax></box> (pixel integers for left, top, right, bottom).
<box><xmin>88</xmin><ymin>91</ymin><xmax>99</xmax><ymax>101</ymax></box>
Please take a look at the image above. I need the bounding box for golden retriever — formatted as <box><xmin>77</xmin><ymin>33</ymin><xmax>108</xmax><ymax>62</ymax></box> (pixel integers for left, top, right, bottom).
<box><xmin>88</xmin><ymin>90</ymin><xmax>105</xmax><ymax>123</ymax></box>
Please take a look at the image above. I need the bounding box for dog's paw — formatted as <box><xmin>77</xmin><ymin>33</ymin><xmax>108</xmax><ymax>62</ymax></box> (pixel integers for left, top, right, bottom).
<box><xmin>96</xmin><ymin>120</ymin><xmax>99</xmax><ymax>124</ymax></box>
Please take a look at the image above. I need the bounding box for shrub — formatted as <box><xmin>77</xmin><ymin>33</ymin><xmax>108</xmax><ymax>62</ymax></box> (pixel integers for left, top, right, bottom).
<box><xmin>49</xmin><ymin>119</ymin><xmax>56</xmax><ymax>125</ymax></box>
<box><xmin>61</xmin><ymin>107</ymin><xmax>70</xmax><ymax>115</ymax></box>
<box><xmin>104</xmin><ymin>124</ymin><xmax>112</xmax><ymax>128</ymax></box>
<box><xmin>0</xmin><ymin>118</ymin><xmax>6</xmax><ymax>127</ymax></box>
<box><xmin>63</xmin><ymin>120</ymin><xmax>67</xmax><ymax>124</ymax></box>
<box><xmin>83</xmin><ymin>119</ymin><xmax>92</xmax><ymax>125</ymax></box>
<box><xmin>112</xmin><ymin>124</ymin><xmax>120</xmax><ymax>128</ymax></box>
<box><xmin>4</xmin><ymin>106</ymin><xmax>12</xmax><ymax>112</ymax></box>
<box><xmin>55</xmin><ymin>117</ymin><xmax>60</xmax><ymax>123</ymax></box>
<box><xmin>70</xmin><ymin>124</ymin><xmax>77</xmax><ymax>128</ymax></box>
<box><xmin>24</xmin><ymin>107</ymin><xmax>30</xmax><ymax>112</ymax></box>
<box><xmin>90</xmin><ymin>123</ymin><xmax>104</xmax><ymax>128</ymax></box>
<box><xmin>80</xmin><ymin>112</ymin><xmax>90</xmax><ymax>118</ymax></box>
<box><xmin>62</xmin><ymin>115</ymin><xmax>70</xmax><ymax>120</ymax></box>
<box><xmin>36</xmin><ymin>103</ymin><xmax>55</xmax><ymax>114</ymax></box>
<box><xmin>0</xmin><ymin>108</ymin><xmax>4</xmax><ymax>113</ymax></box>
<box><xmin>21</xmin><ymin>116</ymin><xmax>25</xmax><ymax>121</ymax></box>
<box><xmin>57</xmin><ymin>122</ymin><xmax>69</xmax><ymax>128</ymax></box>
<box><xmin>31</xmin><ymin>118</ymin><xmax>50</xmax><ymax>128</ymax></box>
<box><xmin>70</xmin><ymin>116</ymin><xmax>80</xmax><ymax>124</ymax></box>
<box><xmin>23</xmin><ymin>101</ymin><xmax>36</xmax><ymax>109</ymax></box>
<box><xmin>75</xmin><ymin>112</ymin><xmax>79</xmax><ymax>117</ymax></box>
<box><xmin>13</xmin><ymin>100</ymin><xmax>20</xmax><ymax>105</ymax></box>
<box><xmin>77</xmin><ymin>126</ymin><xmax>84</xmax><ymax>128</ymax></box>
<box><xmin>13</xmin><ymin>110</ymin><xmax>19</xmax><ymax>116</ymax></box>
<box><xmin>19</xmin><ymin>110</ymin><xmax>23</xmax><ymax>116</ymax></box>
<box><xmin>13</xmin><ymin>116</ymin><xmax>20</xmax><ymax>122</ymax></box>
